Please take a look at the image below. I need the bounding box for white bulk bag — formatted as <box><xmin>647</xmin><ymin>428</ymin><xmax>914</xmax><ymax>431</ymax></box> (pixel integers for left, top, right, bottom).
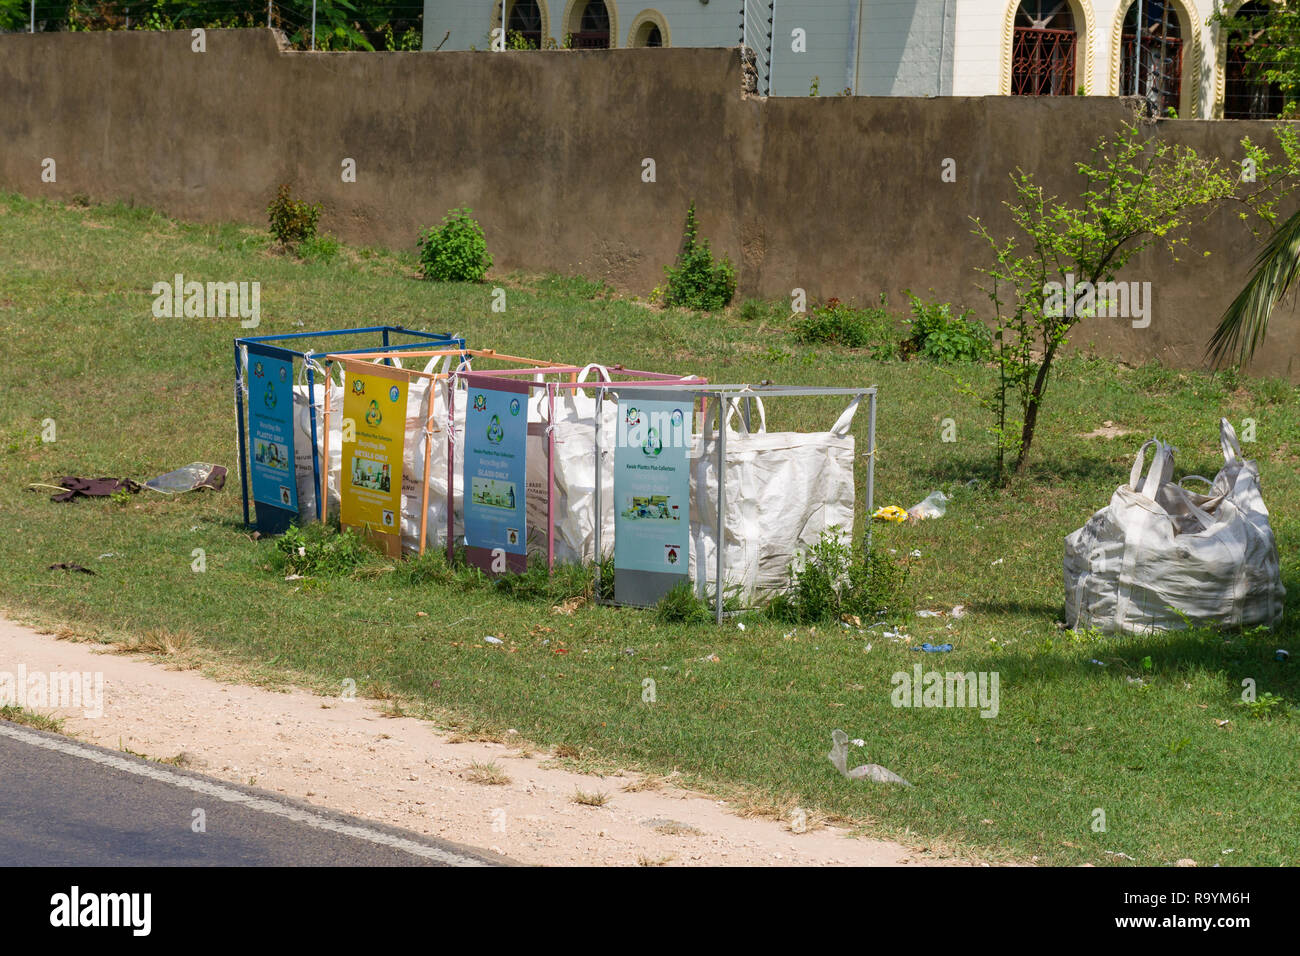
<box><xmin>290</xmin><ymin>362</ymin><xmax>343</xmax><ymax>521</ymax></box>
<box><xmin>1064</xmin><ymin>421</ymin><xmax>1285</xmax><ymax>634</ymax></box>
<box><xmin>689</xmin><ymin>395</ymin><xmax>859</xmax><ymax>600</ymax></box>
<box><xmin>526</xmin><ymin>365</ymin><xmax>619</xmax><ymax>563</ymax></box>
<box><xmin>401</xmin><ymin>363</ymin><xmax>467</xmax><ymax>553</ymax></box>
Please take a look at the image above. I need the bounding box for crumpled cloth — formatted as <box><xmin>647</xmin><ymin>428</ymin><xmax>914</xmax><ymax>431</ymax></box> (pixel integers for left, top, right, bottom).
<box><xmin>47</xmin><ymin>477</ymin><xmax>141</xmax><ymax>503</ymax></box>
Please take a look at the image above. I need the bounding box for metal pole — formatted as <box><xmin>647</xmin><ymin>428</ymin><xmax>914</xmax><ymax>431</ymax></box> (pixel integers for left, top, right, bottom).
<box><xmin>1133</xmin><ymin>0</ymin><xmax>1144</xmax><ymax>98</ymax></box>
<box><xmin>268</xmin><ymin>1</ymin><xmax>272</xmax><ymax>29</ymax></box>
<box><xmin>307</xmin><ymin>361</ymin><xmax>321</xmax><ymax>522</ymax></box>
<box><xmin>234</xmin><ymin>343</ymin><xmax>251</xmax><ymax>526</ymax></box>
<box><xmin>311</xmin><ymin>0</ymin><xmax>317</xmax><ymax>51</ymax></box>
<box><xmin>1158</xmin><ymin>0</ymin><xmax>1170</xmax><ymax>112</ymax></box>
<box><xmin>30</xmin><ymin>1</ymin><xmax>34</xmax><ymax>33</ymax></box>
<box><xmin>715</xmin><ymin>394</ymin><xmax>726</xmax><ymax>625</ymax></box>
<box><xmin>594</xmin><ymin>385</ymin><xmax>603</xmax><ymax>603</ymax></box>
<box><xmin>865</xmin><ymin>390</ymin><xmax>876</xmax><ymax>561</ymax></box>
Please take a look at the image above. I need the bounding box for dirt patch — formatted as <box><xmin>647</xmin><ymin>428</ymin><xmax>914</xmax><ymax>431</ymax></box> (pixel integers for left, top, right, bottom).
<box><xmin>1079</xmin><ymin>421</ymin><xmax>1132</xmax><ymax>439</ymax></box>
<box><xmin>0</xmin><ymin>616</ymin><xmax>975</xmax><ymax>867</ymax></box>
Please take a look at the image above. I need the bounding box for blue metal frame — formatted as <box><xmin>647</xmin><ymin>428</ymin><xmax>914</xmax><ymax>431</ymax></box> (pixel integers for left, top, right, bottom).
<box><xmin>234</xmin><ymin>327</ymin><xmax>465</xmax><ymax>528</ymax></box>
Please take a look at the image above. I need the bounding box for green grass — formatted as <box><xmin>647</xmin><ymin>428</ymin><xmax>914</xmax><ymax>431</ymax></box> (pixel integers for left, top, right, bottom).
<box><xmin>1</xmin><ymin>192</ymin><xmax>1298</xmax><ymax>865</ymax></box>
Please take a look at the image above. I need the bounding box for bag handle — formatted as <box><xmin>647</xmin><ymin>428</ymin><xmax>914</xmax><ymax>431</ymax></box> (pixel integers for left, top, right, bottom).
<box><xmin>723</xmin><ymin>396</ymin><xmax>767</xmax><ymax>435</ymax></box>
<box><xmin>1128</xmin><ymin>439</ymin><xmax>1173</xmax><ymax>499</ymax></box>
<box><xmin>830</xmin><ymin>396</ymin><xmax>862</xmax><ymax>437</ymax></box>
<box><xmin>1220</xmin><ymin>417</ymin><xmax>1243</xmax><ymax>464</ymax></box>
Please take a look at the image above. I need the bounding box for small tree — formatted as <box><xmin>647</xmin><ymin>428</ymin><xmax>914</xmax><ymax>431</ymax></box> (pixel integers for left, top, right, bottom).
<box><xmin>1210</xmin><ymin>3</ymin><xmax>1300</xmax><ymax>116</ymax></box>
<box><xmin>663</xmin><ymin>201</ymin><xmax>736</xmax><ymax>311</ymax></box>
<box><xmin>970</xmin><ymin>123</ymin><xmax>1238</xmax><ymax>478</ymax></box>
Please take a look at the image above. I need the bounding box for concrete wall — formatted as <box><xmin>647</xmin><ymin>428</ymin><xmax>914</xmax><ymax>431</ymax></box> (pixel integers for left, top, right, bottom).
<box><xmin>0</xmin><ymin>29</ymin><xmax>1295</xmax><ymax>380</ymax></box>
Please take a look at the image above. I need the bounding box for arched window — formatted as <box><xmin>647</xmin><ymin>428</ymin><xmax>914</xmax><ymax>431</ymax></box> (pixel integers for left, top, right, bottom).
<box><xmin>507</xmin><ymin>0</ymin><xmax>544</xmax><ymax>49</ymax></box>
<box><xmin>628</xmin><ymin>11</ymin><xmax>668</xmax><ymax>48</ymax></box>
<box><xmin>1119</xmin><ymin>0</ymin><xmax>1183</xmax><ymax>114</ymax></box>
<box><xmin>1224</xmin><ymin>1</ymin><xmax>1283</xmax><ymax>119</ymax></box>
<box><xmin>570</xmin><ymin>1</ymin><xmax>611</xmax><ymax>49</ymax></box>
<box><xmin>1012</xmin><ymin>2</ymin><xmax>1078</xmax><ymax>95</ymax></box>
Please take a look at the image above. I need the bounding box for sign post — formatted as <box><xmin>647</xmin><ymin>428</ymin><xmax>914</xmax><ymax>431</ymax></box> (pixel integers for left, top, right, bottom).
<box><xmin>245</xmin><ymin>343</ymin><xmax>297</xmax><ymax>534</ymax></box>
<box><xmin>462</xmin><ymin>374</ymin><xmax>529</xmax><ymax>575</ymax></box>
<box><xmin>339</xmin><ymin>364</ymin><xmax>407</xmax><ymax>556</ymax></box>
<box><xmin>613</xmin><ymin>389</ymin><xmax>692</xmax><ymax>606</ymax></box>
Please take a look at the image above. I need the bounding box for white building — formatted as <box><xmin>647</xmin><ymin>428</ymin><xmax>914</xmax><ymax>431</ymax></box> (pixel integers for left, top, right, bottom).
<box><xmin>422</xmin><ymin>1</ymin><xmax>1283</xmax><ymax>118</ymax></box>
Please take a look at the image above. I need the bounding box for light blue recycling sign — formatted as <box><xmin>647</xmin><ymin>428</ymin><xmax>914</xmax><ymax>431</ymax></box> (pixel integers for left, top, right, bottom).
<box><xmin>246</xmin><ymin>344</ymin><xmax>297</xmax><ymax>514</ymax></box>
<box><xmin>614</xmin><ymin>389</ymin><xmax>692</xmax><ymax>605</ymax></box>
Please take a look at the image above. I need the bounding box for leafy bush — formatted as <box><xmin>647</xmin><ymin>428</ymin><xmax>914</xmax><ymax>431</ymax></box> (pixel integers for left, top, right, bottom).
<box><xmin>793</xmin><ymin>296</ymin><xmax>899</xmax><ymax>358</ymax></box>
<box><xmin>267</xmin><ymin>184</ymin><xmax>321</xmax><ymax>248</ymax></box>
<box><xmin>418</xmin><ymin>207</ymin><xmax>493</xmax><ymax>282</ymax></box>
<box><xmin>766</xmin><ymin>529</ymin><xmax>910</xmax><ymax>624</ymax></box>
<box><xmin>906</xmin><ymin>293</ymin><xmax>991</xmax><ymax>363</ymax></box>
<box><xmin>276</xmin><ymin>524</ymin><xmax>374</xmax><ymax>577</ymax></box>
<box><xmin>663</xmin><ymin>202</ymin><xmax>736</xmax><ymax>311</ymax></box>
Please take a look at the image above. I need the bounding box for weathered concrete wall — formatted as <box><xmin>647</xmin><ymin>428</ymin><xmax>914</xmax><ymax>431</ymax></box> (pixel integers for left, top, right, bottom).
<box><xmin>0</xmin><ymin>29</ymin><xmax>1295</xmax><ymax>379</ymax></box>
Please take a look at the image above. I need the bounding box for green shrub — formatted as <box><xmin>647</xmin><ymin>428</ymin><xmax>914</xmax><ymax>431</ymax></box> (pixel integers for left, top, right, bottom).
<box><xmin>766</xmin><ymin>529</ymin><xmax>910</xmax><ymax>625</ymax></box>
<box><xmin>793</xmin><ymin>296</ymin><xmax>899</xmax><ymax>358</ymax></box>
<box><xmin>906</xmin><ymin>293</ymin><xmax>991</xmax><ymax>363</ymax></box>
<box><xmin>276</xmin><ymin>524</ymin><xmax>374</xmax><ymax>577</ymax></box>
<box><xmin>663</xmin><ymin>202</ymin><xmax>736</xmax><ymax>311</ymax></box>
<box><xmin>267</xmin><ymin>184</ymin><xmax>321</xmax><ymax>247</ymax></box>
<box><xmin>418</xmin><ymin>207</ymin><xmax>493</xmax><ymax>282</ymax></box>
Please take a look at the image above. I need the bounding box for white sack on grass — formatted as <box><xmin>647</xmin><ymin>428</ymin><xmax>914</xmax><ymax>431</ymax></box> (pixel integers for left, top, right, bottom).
<box><xmin>689</xmin><ymin>396</ymin><xmax>859</xmax><ymax>601</ymax></box>
<box><xmin>525</xmin><ymin>365</ymin><xmax>619</xmax><ymax>564</ymax></box>
<box><xmin>400</xmin><ymin>368</ymin><xmax>466</xmax><ymax>553</ymax></box>
<box><xmin>1064</xmin><ymin>420</ymin><xmax>1285</xmax><ymax>634</ymax></box>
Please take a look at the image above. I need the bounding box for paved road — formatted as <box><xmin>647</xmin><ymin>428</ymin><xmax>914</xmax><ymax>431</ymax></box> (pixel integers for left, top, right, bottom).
<box><xmin>0</xmin><ymin>721</ymin><xmax>508</xmax><ymax>866</ymax></box>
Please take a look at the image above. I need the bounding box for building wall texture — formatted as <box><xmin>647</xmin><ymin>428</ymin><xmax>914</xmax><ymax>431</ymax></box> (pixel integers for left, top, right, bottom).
<box><xmin>1</xmin><ymin>29</ymin><xmax>1296</xmax><ymax>380</ymax></box>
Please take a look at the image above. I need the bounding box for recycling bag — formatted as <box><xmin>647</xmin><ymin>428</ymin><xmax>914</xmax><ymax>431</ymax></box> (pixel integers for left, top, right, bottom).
<box><xmin>1064</xmin><ymin>420</ymin><xmax>1285</xmax><ymax>634</ymax></box>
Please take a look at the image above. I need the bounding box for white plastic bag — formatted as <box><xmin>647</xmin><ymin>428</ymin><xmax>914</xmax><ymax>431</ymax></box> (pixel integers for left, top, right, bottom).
<box><xmin>400</xmin><ymin>355</ymin><xmax>466</xmax><ymax>553</ymax></box>
<box><xmin>525</xmin><ymin>365</ymin><xmax>618</xmax><ymax>563</ymax></box>
<box><xmin>689</xmin><ymin>395</ymin><xmax>859</xmax><ymax>600</ymax></box>
<box><xmin>291</xmin><ymin>364</ymin><xmax>343</xmax><ymax>521</ymax></box>
<box><xmin>1064</xmin><ymin>421</ymin><xmax>1285</xmax><ymax>634</ymax></box>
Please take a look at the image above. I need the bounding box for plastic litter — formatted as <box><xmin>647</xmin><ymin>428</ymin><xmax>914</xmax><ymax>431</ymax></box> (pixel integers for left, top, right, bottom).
<box><xmin>906</xmin><ymin>491</ymin><xmax>949</xmax><ymax>522</ymax></box>
<box><xmin>827</xmin><ymin>730</ymin><xmax>912</xmax><ymax>787</ymax></box>
<box><xmin>484</xmin><ymin>636</ymin><xmax>503</xmax><ymax>645</ymax></box>
<box><xmin>913</xmin><ymin>642</ymin><xmax>953</xmax><ymax>653</ymax></box>
<box><xmin>872</xmin><ymin>505</ymin><xmax>908</xmax><ymax>523</ymax></box>
<box><xmin>951</xmin><ymin>605</ymin><xmax>967</xmax><ymax>618</ymax></box>
<box><xmin>144</xmin><ymin>462</ymin><xmax>228</xmax><ymax>494</ymax></box>
<box><xmin>1277</xmin><ymin>649</ymin><xmax>1290</xmax><ymax>662</ymax></box>
<box><xmin>916</xmin><ymin>610</ymin><xmax>942</xmax><ymax>618</ymax></box>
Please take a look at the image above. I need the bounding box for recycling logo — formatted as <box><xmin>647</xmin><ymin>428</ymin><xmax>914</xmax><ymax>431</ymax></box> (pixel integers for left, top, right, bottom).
<box><xmin>487</xmin><ymin>414</ymin><xmax>505</xmax><ymax>444</ymax></box>
<box><xmin>642</xmin><ymin>426</ymin><xmax>663</xmax><ymax>457</ymax></box>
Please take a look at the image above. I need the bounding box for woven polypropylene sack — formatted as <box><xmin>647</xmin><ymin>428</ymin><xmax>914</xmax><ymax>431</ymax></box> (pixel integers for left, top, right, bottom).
<box><xmin>1064</xmin><ymin>421</ymin><xmax>1285</xmax><ymax>634</ymax></box>
<box><xmin>688</xmin><ymin>396</ymin><xmax>859</xmax><ymax>601</ymax></box>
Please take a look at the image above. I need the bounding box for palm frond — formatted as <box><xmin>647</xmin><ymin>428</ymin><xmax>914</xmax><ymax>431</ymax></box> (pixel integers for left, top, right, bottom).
<box><xmin>1209</xmin><ymin>207</ymin><xmax>1300</xmax><ymax>367</ymax></box>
